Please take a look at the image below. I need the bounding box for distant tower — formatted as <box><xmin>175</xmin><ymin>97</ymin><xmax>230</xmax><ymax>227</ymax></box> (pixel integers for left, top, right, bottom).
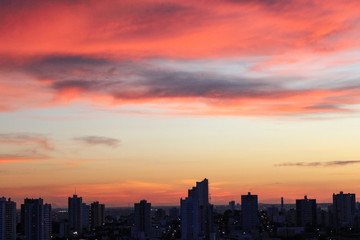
<box><xmin>296</xmin><ymin>195</ymin><xmax>317</xmax><ymax>227</ymax></box>
<box><xmin>134</xmin><ymin>200</ymin><xmax>151</xmax><ymax>239</ymax></box>
<box><xmin>280</xmin><ymin>197</ymin><xmax>285</xmax><ymax>215</ymax></box>
<box><xmin>21</xmin><ymin>198</ymin><xmax>51</xmax><ymax>240</ymax></box>
<box><xmin>229</xmin><ymin>201</ymin><xmax>236</xmax><ymax>212</ymax></box>
<box><xmin>68</xmin><ymin>195</ymin><xmax>83</xmax><ymax>234</ymax></box>
<box><xmin>241</xmin><ymin>192</ymin><xmax>259</xmax><ymax>231</ymax></box>
<box><xmin>90</xmin><ymin>202</ymin><xmax>105</xmax><ymax>229</ymax></box>
<box><xmin>333</xmin><ymin>191</ymin><xmax>356</xmax><ymax>227</ymax></box>
<box><xmin>181</xmin><ymin>178</ymin><xmax>213</xmax><ymax>240</ymax></box>
<box><xmin>0</xmin><ymin>197</ymin><xmax>17</xmax><ymax>240</ymax></box>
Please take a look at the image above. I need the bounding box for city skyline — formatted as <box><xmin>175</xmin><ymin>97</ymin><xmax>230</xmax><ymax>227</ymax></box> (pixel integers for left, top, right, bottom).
<box><xmin>0</xmin><ymin>182</ymin><xmax>357</xmax><ymax>209</ymax></box>
<box><xmin>1</xmin><ymin>0</ymin><xmax>360</xmax><ymax>207</ymax></box>
<box><xmin>2</xmin><ymin>179</ymin><xmax>358</xmax><ymax>239</ymax></box>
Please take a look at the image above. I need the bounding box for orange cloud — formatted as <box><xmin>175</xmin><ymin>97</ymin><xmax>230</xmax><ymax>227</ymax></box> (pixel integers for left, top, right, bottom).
<box><xmin>0</xmin><ymin>154</ymin><xmax>48</xmax><ymax>164</ymax></box>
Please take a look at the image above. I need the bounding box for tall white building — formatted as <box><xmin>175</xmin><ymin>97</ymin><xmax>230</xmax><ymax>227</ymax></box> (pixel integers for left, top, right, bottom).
<box><xmin>0</xmin><ymin>197</ymin><xmax>16</xmax><ymax>240</ymax></box>
<box><xmin>181</xmin><ymin>178</ymin><xmax>213</xmax><ymax>240</ymax></box>
<box><xmin>241</xmin><ymin>192</ymin><xmax>259</xmax><ymax>231</ymax></box>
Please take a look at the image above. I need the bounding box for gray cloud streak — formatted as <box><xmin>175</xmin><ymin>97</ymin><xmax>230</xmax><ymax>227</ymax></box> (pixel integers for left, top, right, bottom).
<box><xmin>0</xmin><ymin>133</ymin><xmax>52</xmax><ymax>150</ymax></box>
<box><xmin>73</xmin><ymin>136</ymin><xmax>120</xmax><ymax>148</ymax></box>
<box><xmin>275</xmin><ymin>160</ymin><xmax>360</xmax><ymax>167</ymax></box>
<box><xmin>2</xmin><ymin>55</ymin><xmax>360</xmax><ymax>115</ymax></box>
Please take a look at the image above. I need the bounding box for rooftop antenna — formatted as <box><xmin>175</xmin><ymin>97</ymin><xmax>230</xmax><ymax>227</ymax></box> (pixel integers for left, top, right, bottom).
<box><xmin>75</xmin><ymin>187</ymin><xmax>77</xmax><ymax>195</ymax></box>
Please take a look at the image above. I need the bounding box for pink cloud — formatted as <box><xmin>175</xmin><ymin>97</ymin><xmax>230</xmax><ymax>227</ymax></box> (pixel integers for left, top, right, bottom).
<box><xmin>1</xmin><ymin>0</ymin><xmax>360</xmax><ymax>58</ymax></box>
<box><xmin>1</xmin><ymin>1</ymin><xmax>360</xmax><ymax>116</ymax></box>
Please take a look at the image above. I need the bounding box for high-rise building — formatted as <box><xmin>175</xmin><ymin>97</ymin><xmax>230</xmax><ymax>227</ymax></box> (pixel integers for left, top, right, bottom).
<box><xmin>0</xmin><ymin>198</ymin><xmax>3</xmax><ymax>240</ymax></box>
<box><xmin>181</xmin><ymin>196</ymin><xmax>198</xmax><ymax>239</ymax></box>
<box><xmin>43</xmin><ymin>204</ymin><xmax>51</xmax><ymax>240</ymax></box>
<box><xmin>21</xmin><ymin>198</ymin><xmax>51</xmax><ymax>240</ymax></box>
<box><xmin>134</xmin><ymin>200</ymin><xmax>151</xmax><ymax>238</ymax></box>
<box><xmin>0</xmin><ymin>197</ymin><xmax>16</xmax><ymax>240</ymax></box>
<box><xmin>333</xmin><ymin>191</ymin><xmax>356</xmax><ymax>227</ymax></box>
<box><xmin>241</xmin><ymin>192</ymin><xmax>259</xmax><ymax>231</ymax></box>
<box><xmin>68</xmin><ymin>195</ymin><xmax>83</xmax><ymax>234</ymax></box>
<box><xmin>296</xmin><ymin>195</ymin><xmax>316</xmax><ymax>227</ymax></box>
<box><xmin>82</xmin><ymin>203</ymin><xmax>90</xmax><ymax>231</ymax></box>
<box><xmin>90</xmin><ymin>202</ymin><xmax>105</xmax><ymax>229</ymax></box>
<box><xmin>180</xmin><ymin>178</ymin><xmax>213</xmax><ymax>240</ymax></box>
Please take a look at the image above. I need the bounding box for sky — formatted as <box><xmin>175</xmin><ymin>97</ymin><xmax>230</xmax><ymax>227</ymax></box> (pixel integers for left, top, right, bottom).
<box><xmin>1</xmin><ymin>0</ymin><xmax>360</xmax><ymax>207</ymax></box>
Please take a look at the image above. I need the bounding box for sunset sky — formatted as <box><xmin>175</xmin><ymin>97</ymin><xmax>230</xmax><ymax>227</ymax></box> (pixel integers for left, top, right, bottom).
<box><xmin>1</xmin><ymin>0</ymin><xmax>360</xmax><ymax>207</ymax></box>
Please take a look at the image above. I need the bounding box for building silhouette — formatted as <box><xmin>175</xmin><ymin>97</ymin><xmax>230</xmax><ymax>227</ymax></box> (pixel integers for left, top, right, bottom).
<box><xmin>229</xmin><ymin>201</ymin><xmax>235</xmax><ymax>212</ymax></box>
<box><xmin>21</xmin><ymin>198</ymin><xmax>51</xmax><ymax>240</ymax></box>
<box><xmin>133</xmin><ymin>200</ymin><xmax>151</xmax><ymax>239</ymax></box>
<box><xmin>333</xmin><ymin>191</ymin><xmax>356</xmax><ymax>227</ymax></box>
<box><xmin>90</xmin><ymin>201</ymin><xmax>105</xmax><ymax>229</ymax></box>
<box><xmin>296</xmin><ymin>195</ymin><xmax>316</xmax><ymax>227</ymax></box>
<box><xmin>169</xmin><ymin>207</ymin><xmax>179</xmax><ymax>221</ymax></box>
<box><xmin>43</xmin><ymin>204</ymin><xmax>51</xmax><ymax>240</ymax></box>
<box><xmin>0</xmin><ymin>197</ymin><xmax>16</xmax><ymax>240</ymax></box>
<box><xmin>180</xmin><ymin>178</ymin><xmax>213</xmax><ymax>240</ymax></box>
<box><xmin>82</xmin><ymin>203</ymin><xmax>90</xmax><ymax>231</ymax></box>
<box><xmin>68</xmin><ymin>195</ymin><xmax>83</xmax><ymax>234</ymax></box>
<box><xmin>241</xmin><ymin>192</ymin><xmax>259</xmax><ymax>231</ymax></box>
<box><xmin>267</xmin><ymin>206</ymin><xmax>279</xmax><ymax>222</ymax></box>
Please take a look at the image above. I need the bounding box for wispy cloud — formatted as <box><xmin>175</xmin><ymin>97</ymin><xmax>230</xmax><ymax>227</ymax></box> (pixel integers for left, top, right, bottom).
<box><xmin>275</xmin><ymin>160</ymin><xmax>360</xmax><ymax>167</ymax></box>
<box><xmin>0</xmin><ymin>153</ymin><xmax>49</xmax><ymax>164</ymax></box>
<box><xmin>0</xmin><ymin>133</ymin><xmax>52</xmax><ymax>150</ymax></box>
<box><xmin>64</xmin><ymin>159</ymin><xmax>91</xmax><ymax>167</ymax></box>
<box><xmin>0</xmin><ymin>55</ymin><xmax>357</xmax><ymax>116</ymax></box>
<box><xmin>73</xmin><ymin>136</ymin><xmax>120</xmax><ymax>148</ymax></box>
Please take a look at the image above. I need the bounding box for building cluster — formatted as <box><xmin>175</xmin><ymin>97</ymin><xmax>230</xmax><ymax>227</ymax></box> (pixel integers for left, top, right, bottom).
<box><xmin>1</xmin><ymin>180</ymin><xmax>360</xmax><ymax>240</ymax></box>
<box><xmin>0</xmin><ymin>197</ymin><xmax>51</xmax><ymax>240</ymax></box>
<box><xmin>66</xmin><ymin>194</ymin><xmax>106</xmax><ymax>237</ymax></box>
<box><xmin>0</xmin><ymin>195</ymin><xmax>105</xmax><ymax>240</ymax></box>
<box><xmin>219</xmin><ymin>191</ymin><xmax>359</xmax><ymax>240</ymax></box>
